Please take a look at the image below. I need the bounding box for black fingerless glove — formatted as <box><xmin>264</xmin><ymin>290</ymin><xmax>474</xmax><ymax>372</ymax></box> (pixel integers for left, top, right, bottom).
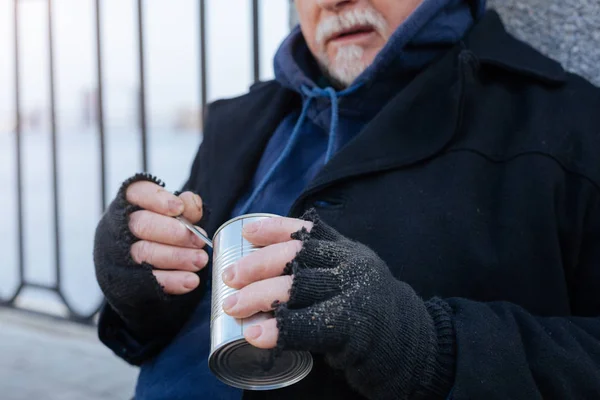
<box><xmin>94</xmin><ymin>173</ymin><xmax>205</xmax><ymax>348</ymax></box>
<box><xmin>275</xmin><ymin>210</ymin><xmax>456</xmax><ymax>400</ymax></box>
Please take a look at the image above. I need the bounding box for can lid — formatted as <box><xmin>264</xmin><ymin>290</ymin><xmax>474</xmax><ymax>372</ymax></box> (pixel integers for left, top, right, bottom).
<box><xmin>212</xmin><ymin>213</ymin><xmax>280</xmax><ymax>240</ymax></box>
<box><xmin>209</xmin><ymin>339</ymin><xmax>313</xmax><ymax>391</ymax></box>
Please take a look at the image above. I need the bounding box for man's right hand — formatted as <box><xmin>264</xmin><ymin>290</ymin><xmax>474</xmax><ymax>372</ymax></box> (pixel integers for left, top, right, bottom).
<box><xmin>126</xmin><ymin>181</ymin><xmax>209</xmax><ymax>295</ymax></box>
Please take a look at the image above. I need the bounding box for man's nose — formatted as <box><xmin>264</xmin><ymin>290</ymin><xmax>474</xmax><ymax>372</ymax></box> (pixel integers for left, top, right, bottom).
<box><xmin>316</xmin><ymin>0</ymin><xmax>358</xmax><ymax>12</ymax></box>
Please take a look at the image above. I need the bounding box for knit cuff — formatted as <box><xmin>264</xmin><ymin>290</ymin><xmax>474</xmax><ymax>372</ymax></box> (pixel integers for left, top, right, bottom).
<box><xmin>415</xmin><ymin>298</ymin><xmax>457</xmax><ymax>400</ymax></box>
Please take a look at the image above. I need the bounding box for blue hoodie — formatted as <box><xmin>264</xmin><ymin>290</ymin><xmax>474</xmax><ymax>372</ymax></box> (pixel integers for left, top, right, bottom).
<box><xmin>231</xmin><ymin>0</ymin><xmax>486</xmax><ymax>217</ymax></box>
<box><xmin>135</xmin><ymin>1</ymin><xmax>485</xmax><ymax>399</ymax></box>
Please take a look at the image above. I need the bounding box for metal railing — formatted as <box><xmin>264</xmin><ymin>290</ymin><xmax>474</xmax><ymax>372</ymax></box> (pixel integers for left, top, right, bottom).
<box><xmin>1</xmin><ymin>0</ymin><xmax>264</xmax><ymax>324</ymax></box>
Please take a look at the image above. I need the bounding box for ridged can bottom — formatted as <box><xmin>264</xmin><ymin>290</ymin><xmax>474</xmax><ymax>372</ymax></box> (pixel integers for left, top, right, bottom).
<box><xmin>208</xmin><ymin>338</ymin><xmax>313</xmax><ymax>391</ymax></box>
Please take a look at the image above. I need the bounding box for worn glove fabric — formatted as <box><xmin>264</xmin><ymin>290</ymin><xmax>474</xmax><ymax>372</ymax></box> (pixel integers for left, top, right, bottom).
<box><xmin>94</xmin><ymin>173</ymin><xmax>204</xmax><ymax>343</ymax></box>
<box><xmin>275</xmin><ymin>210</ymin><xmax>456</xmax><ymax>400</ymax></box>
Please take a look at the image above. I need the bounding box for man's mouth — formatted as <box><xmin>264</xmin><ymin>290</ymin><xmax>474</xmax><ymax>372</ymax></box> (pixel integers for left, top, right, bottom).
<box><xmin>327</xmin><ymin>25</ymin><xmax>376</xmax><ymax>45</ymax></box>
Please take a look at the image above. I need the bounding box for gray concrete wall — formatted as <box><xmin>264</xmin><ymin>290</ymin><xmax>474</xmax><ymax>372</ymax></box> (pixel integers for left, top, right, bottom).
<box><xmin>288</xmin><ymin>1</ymin><xmax>600</xmax><ymax>86</ymax></box>
<box><xmin>488</xmin><ymin>0</ymin><xmax>600</xmax><ymax>86</ymax></box>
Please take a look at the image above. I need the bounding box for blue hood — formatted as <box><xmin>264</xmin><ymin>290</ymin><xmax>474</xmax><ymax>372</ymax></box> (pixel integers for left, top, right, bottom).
<box><xmin>234</xmin><ymin>0</ymin><xmax>486</xmax><ymax>216</ymax></box>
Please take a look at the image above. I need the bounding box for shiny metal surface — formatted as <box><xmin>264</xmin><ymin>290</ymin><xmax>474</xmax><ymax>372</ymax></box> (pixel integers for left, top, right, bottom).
<box><xmin>176</xmin><ymin>215</ymin><xmax>213</xmax><ymax>248</ymax></box>
<box><xmin>209</xmin><ymin>214</ymin><xmax>313</xmax><ymax>390</ymax></box>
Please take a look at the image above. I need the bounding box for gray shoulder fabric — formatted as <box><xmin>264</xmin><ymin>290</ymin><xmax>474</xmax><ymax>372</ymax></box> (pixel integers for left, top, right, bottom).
<box><xmin>488</xmin><ymin>0</ymin><xmax>600</xmax><ymax>86</ymax></box>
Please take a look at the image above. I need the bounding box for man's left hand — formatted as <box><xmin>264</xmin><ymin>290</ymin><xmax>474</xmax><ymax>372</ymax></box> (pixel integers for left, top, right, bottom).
<box><xmin>221</xmin><ymin>211</ymin><xmax>454</xmax><ymax>399</ymax></box>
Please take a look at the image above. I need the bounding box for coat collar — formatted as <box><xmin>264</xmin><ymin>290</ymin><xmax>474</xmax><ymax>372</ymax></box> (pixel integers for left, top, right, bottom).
<box><xmin>463</xmin><ymin>10</ymin><xmax>566</xmax><ymax>84</ymax></box>
<box><xmin>288</xmin><ymin>10</ymin><xmax>567</xmax><ymax>215</ymax></box>
<box><xmin>288</xmin><ymin>43</ymin><xmax>468</xmax><ymax>216</ymax></box>
<box><xmin>201</xmin><ymin>9</ymin><xmax>568</xmax><ymax>228</ymax></box>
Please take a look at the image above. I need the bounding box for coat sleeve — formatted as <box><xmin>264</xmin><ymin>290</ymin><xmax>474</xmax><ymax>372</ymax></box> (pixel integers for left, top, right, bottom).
<box><xmin>447</xmin><ymin>197</ymin><xmax>600</xmax><ymax>399</ymax></box>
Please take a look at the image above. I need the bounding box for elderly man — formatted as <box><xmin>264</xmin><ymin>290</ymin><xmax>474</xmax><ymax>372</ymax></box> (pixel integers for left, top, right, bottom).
<box><xmin>94</xmin><ymin>0</ymin><xmax>600</xmax><ymax>399</ymax></box>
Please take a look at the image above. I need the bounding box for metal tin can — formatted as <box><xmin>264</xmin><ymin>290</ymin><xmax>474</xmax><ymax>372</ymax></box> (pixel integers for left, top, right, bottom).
<box><xmin>209</xmin><ymin>213</ymin><xmax>313</xmax><ymax>390</ymax></box>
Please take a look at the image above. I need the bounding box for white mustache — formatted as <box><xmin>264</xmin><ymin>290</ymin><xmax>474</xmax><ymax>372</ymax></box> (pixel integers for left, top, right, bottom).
<box><xmin>315</xmin><ymin>7</ymin><xmax>388</xmax><ymax>46</ymax></box>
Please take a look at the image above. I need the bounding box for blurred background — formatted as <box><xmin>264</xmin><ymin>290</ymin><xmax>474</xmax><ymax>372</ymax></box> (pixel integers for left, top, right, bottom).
<box><xmin>0</xmin><ymin>0</ymin><xmax>290</xmax><ymax>319</ymax></box>
<box><xmin>0</xmin><ymin>1</ymin><xmax>598</xmax><ymax>399</ymax></box>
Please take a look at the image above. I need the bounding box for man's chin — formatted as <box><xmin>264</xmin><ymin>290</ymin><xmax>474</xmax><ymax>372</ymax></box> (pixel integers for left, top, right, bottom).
<box><xmin>316</xmin><ymin>54</ymin><xmax>368</xmax><ymax>89</ymax></box>
<box><xmin>326</xmin><ymin>63</ymin><xmax>367</xmax><ymax>89</ymax></box>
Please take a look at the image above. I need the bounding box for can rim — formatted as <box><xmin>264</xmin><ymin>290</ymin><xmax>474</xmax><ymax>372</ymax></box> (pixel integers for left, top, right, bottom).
<box><xmin>208</xmin><ymin>337</ymin><xmax>313</xmax><ymax>390</ymax></box>
<box><xmin>212</xmin><ymin>213</ymin><xmax>280</xmax><ymax>239</ymax></box>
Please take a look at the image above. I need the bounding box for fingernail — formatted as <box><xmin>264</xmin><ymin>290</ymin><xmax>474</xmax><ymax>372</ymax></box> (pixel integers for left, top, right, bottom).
<box><xmin>222</xmin><ymin>266</ymin><xmax>235</xmax><ymax>283</ymax></box>
<box><xmin>193</xmin><ymin>194</ymin><xmax>203</xmax><ymax>210</ymax></box>
<box><xmin>183</xmin><ymin>274</ymin><xmax>198</xmax><ymax>289</ymax></box>
<box><xmin>169</xmin><ymin>199</ymin><xmax>184</xmax><ymax>214</ymax></box>
<box><xmin>195</xmin><ymin>251</ymin><xmax>208</xmax><ymax>269</ymax></box>
<box><xmin>243</xmin><ymin>220</ymin><xmax>261</xmax><ymax>234</ymax></box>
<box><xmin>245</xmin><ymin>325</ymin><xmax>262</xmax><ymax>340</ymax></box>
<box><xmin>222</xmin><ymin>293</ymin><xmax>238</xmax><ymax>311</ymax></box>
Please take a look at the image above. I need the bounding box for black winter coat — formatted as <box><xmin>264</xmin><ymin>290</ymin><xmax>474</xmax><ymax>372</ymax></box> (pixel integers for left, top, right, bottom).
<box><xmin>97</xmin><ymin>11</ymin><xmax>600</xmax><ymax>399</ymax></box>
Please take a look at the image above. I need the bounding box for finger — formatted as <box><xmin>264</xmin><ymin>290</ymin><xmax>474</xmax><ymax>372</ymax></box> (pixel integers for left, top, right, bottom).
<box><xmin>129</xmin><ymin>210</ymin><xmax>207</xmax><ymax>248</ymax></box>
<box><xmin>126</xmin><ymin>180</ymin><xmax>184</xmax><ymax>216</ymax></box>
<box><xmin>178</xmin><ymin>191</ymin><xmax>203</xmax><ymax>223</ymax></box>
<box><xmin>153</xmin><ymin>270</ymin><xmax>200</xmax><ymax>295</ymax></box>
<box><xmin>222</xmin><ymin>240</ymin><xmax>302</xmax><ymax>289</ymax></box>
<box><xmin>222</xmin><ymin>275</ymin><xmax>292</xmax><ymax>319</ymax></box>
<box><xmin>131</xmin><ymin>240</ymin><xmax>208</xmax><ymax>272</ymax></box>
<box><xmin>244</xmin><ymin>318</ymin><xmax>278</xmax><ymax>349</ymax></box>
<box><xmin>242</xmin><ymin>217</ymin><xmax>313</xmax><ymax>246</ymax></box>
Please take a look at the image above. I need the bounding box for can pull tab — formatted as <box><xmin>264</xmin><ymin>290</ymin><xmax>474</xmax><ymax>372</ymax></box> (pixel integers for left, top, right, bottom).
<box><xmin>176</xmin><ymin>215</ymin><xmax>213</xmax><ymax>249</ymax></box>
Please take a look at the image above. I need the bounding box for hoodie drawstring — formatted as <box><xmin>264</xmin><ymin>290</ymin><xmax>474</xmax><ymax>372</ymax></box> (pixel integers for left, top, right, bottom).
<box><xmin>237</xmin><ymin>83</ymin><xmax>362</xmax><ymax>215</ymax></box>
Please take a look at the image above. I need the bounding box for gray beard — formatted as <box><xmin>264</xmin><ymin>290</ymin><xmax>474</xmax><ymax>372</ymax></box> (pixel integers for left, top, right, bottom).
<box><xmin>317</xmin><ymin>44</ymin><xmax>368</xmax><ymax>89</ymax></box>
